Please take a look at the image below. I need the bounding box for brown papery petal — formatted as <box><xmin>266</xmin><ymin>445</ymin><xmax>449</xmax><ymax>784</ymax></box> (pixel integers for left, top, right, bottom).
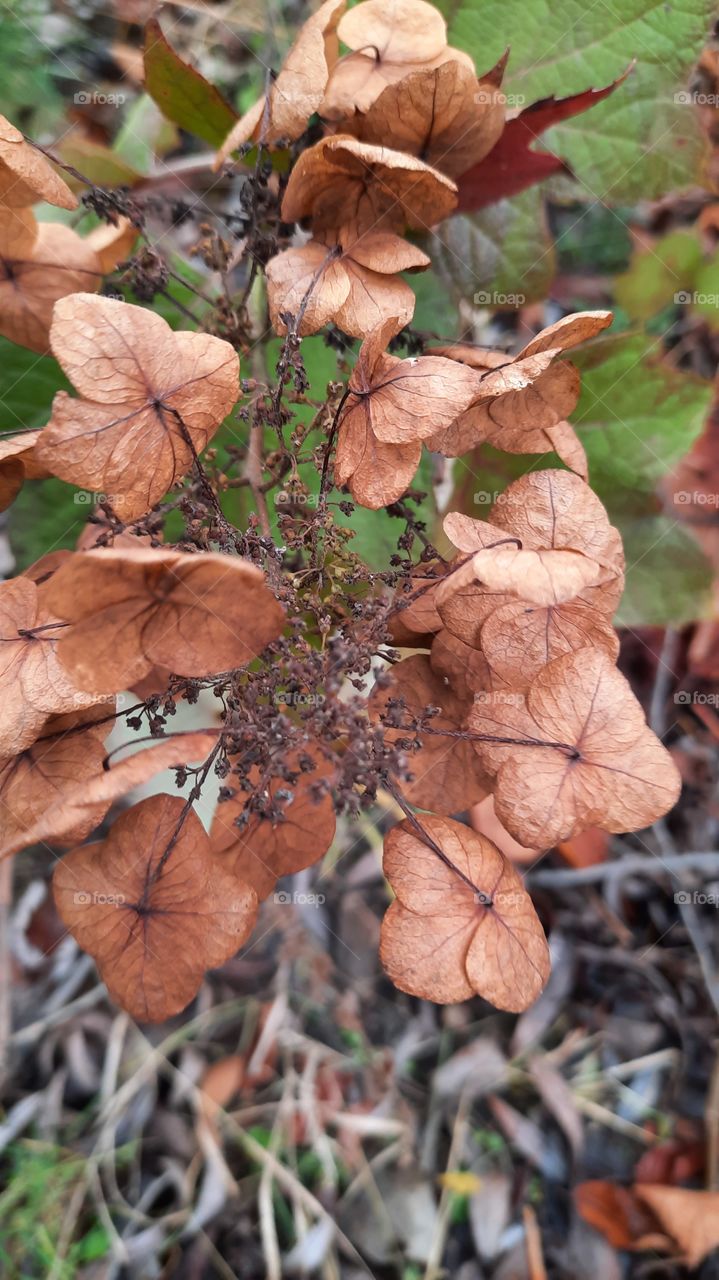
<box><xmin>471</xmin><ymin>546</ymin><xmax>602</xmax><ymax>607</ymax></box>
<box><xmin>53</xmin><ymin>793</ymin><xmax>258</xmax><ymax>1021</ymax></box>
<box><xmin>470</xmin><ymin>647</ymin><xmax>681</xmax><ymax>848</ymax></box>
<box><xmin>337</xmin><ymin>0</ymin><xmax>447</xmax><ymax>63</ymax></box>
<box><xmin>343</xmin><ymin>61</ymin><xmax>504</xmax><ymax>178</ymax></box>
<box><xmin>369</xmin><ymin>653</ymin><xmax>490</xmax><ymax>814</ymax></box>
<box><xmin>0</xmin><ymin>210</ymin><xmax>101</xmax><ymax>354</ymax></box>
<box><xmin>480</xmin><ymin>598</ymin><xmax>620</xmax><ymax>684</ymax></box>
<box><xmin>0</xmin><ymin>113</ymin><xmax>77</xmax><ymax>209</ymax></box>
<box><xmin>36</xmin><ymin>294</ymin><xmax>239</xmax><ymax>519</ymax></box>
<box><xmin>380</xmin><ymin>815</ymin><xmax>550</xmax><ymax>1010</ymax></box>
<box><xmin>42</xmin><ymin>548</ymin><xmax>285</xmax><ymax>694</ymax></box>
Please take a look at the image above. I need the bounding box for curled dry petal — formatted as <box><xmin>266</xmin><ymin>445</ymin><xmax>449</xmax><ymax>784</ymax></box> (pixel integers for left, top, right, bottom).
<box><xmin>281</xmin><ymin>136</ymin><xmax>458</xmax><ymax>240</ymax></box>
<box><xmin>211</xmin><ymin>752</ymin><xmax>336</xmax><ymax>900</ymax></box>
<box><xmin>0</xmin><ymin>730</ymin><xmax>217</xmax><ymax>859</ymax></box>
<box><xmin>0</xmin><ymin>113</ymin><xmax>77</xmax><ymax>209</ymax></box>
<box><xmin>84</xmin><ymin>217</ymin><xmax>139</xmax><ymax>273</ymax></box>
<box><xmin>42</xmin><ymin>547</ymin><xmax>286</xmax><ymax>694</ymax></box>
<box><xmin>215</xmin><ymin>0</ymin><xmax>346</xmax><ymax>159</ymax></box>
<box><xmin>471</xmin><ymin>546</ymin><xmax>603</xmax><ymax>607</ymax></box>
<box><xmin>35</xmin><ymin>294</ymin><xmax>240</xmax><ymax>519</ymax></box>
<box><xmin>469</xmin><ymin>647</ymin><xmax>682</xmax><ymax>848</ymax></box>
<box><xmin>323</xmin><ymin>0</ymin><xmax>473</xmax><ymax>117</ymax></box>
<box><xmin>0</xmin><ymin>430</ymin><xmax>49</xmax><ymax>512</ymax></box>
<box><xmin>0</xmin><ymin>576</ymin><xmax>102</xmax><ymax>758</ymax></box>
<box><xmin>369</xmin><ymin>653</ymin><xmax>490</xmax><ymax>814</ymax></box>
<box><xmin>0</xmin><ymin>208</ymin><xmax>101</xmax><ymax>354</ymax></box>
<box><xmin>266</xmin><ymin>231</ymin><xmax>428</xmax><ymax>338</ymax></box>
<box><xmin>0</xmin><ymin>705</ymin><xmax>112</xmax><ymax>857</ymax></box>
<box><xmin>342</xmin><ymin>61</ymin><xmax>504</xmax><ymax>178</ymax></box>
<box><xmin>387</xmin><ymin>569</ymin><xmax>446</xmax><ymax>646</ymax></box>
<box><xmin>380</xmin><ymin>815</ymin><xmax>550</xmax><ymax>1010</ymax></box>
<box><xmin>53</xmin><ymin>793</ymin><xmax>258</xmax><ymax>1022</ymax></box>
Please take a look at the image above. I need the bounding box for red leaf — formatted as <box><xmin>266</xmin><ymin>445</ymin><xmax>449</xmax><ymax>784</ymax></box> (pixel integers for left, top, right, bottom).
<box><xmin>455</xmin><ymin>68</ymin><xmax>632</xmax><ymax>212</ymax></box>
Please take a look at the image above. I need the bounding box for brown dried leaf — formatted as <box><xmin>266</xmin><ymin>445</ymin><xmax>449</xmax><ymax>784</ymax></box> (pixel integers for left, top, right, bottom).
<box><xmin>36</xmin><ymin>294</ymin><xmax>240</xmax><ymax>519</ymax></box>
<box><xmin>479</xmin><ymin>597</ymin><xmax>620</xmax><ymax>684</ymax></box>
<box><xmin>43</xmin><ymin>548</ymin><xmax>285</xmax><ymax>694</ymax></box>
<box><xmin>0</xmin><ymin>706</ymin><xmax>112</xmax><ymax>857</ymax></box>
<box><xmin>0</xmin><ymin>430</ymin><xmax>49</xmax><ymax>510</ymax></box>
<box><xmin>1</xmin><ymin>729</ymin><xmax>217</xmax><ymax>859</ymax></box>
<box><xmin>380</xmin><ymin>814</ymin><xmax>550</xmax><ymax>1009</ymax></box>
<box><xmin>370</xmin><ymin>653</ymin><xmax>490</xmax><ymax>814</ymax></box>
<box><xmin>84</xmin><ymin>217</ymin><xmax>139</xmax><ymax>273</ymax></box>
<box><xmin>323</xmin><ymin>0</ymin><xmax>473</xmax><ymax>116</ymax></box>
<box><xmin>343</xmin><ymin>61</ymin><xmax>504</xmax><ymax>178</ymax></box>
<box><xmin>266</xmin><ymin>232</ymin><xmax>428</xmax><ymax>338</ymax></box>
<box><xmin>0</xmin><ymin>576</ymin><xmax>102</xmax><ymax>758</ymax></box>
<box><xmin>215</xmin><ymin>0</ymin><xmax>345</xmax><ymax>159</ymax></box>
<box><xmin>0</xmin><ymin>209</ymin><xmax>101</xmax><ymax>354</ymax></box>
<box><xmin>470</xmin><ymin>647</ymin><xmax>682</xmax><ymax>847</ymax></box>
<box><xmin>281</xmin><ymin>136</ymin><xmax>457</xmax><ymax>239</ymax></box>
<box><xmin>211</xmin><ymin>752</ymin><xmax>336</xmax><ymax>900</ymax></box>
<box><xmin>634</xmin><ymin>1186</ymin><xmax>719</xmax><ymax>1268</ymax></box>
<box><xmin>53</xmin><ymin>793</ymin><xmax>258</xmax><ymax>1021</ymax></box>
<box><xmin>0</xmin><ymin>114</ymin><xmax>77</xmax><ymax>209</ymax></box>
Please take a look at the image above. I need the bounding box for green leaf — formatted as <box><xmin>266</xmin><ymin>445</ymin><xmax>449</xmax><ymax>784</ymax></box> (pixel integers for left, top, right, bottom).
<box><xmin>144</xmin><ymin>17</ymin><xmax>238</xmax><ymax>147</ymax></box>
<box><xmin>0</xmin><ymin>337</ymin><xmax>70</xmax><ymax>429</ymax></box>
<box><xmin>431</xmin><ymin>186</ymin><xmax>555</xmax><ymax>309</ymax></box>
<box><xmin>614</xmin><ymin>230</ymin><xmax>702</xmax><ymax>321</ymax></box>
<box><xmin>114</xmin><ymin>94</ymin><xmax>180</xmax><ymax>174</ymax></box>
<box><xmin>572</xmin><ymin>333</ymin><xmax>712</xmax><ymax>511</ymax></box>
<box><xmin>441</xmin><ymin>0</ymin><xmax>714</xmax><ymax>200</ymax></box>
<box><xmin>615</xmin><ymin>515</ymin><xmax>712</xmax><ymax>626</ymax></box>
<box><xmin>57</xmin><ymin>137</ymin><xmax>143</xmax><ymax>189</ymax></box>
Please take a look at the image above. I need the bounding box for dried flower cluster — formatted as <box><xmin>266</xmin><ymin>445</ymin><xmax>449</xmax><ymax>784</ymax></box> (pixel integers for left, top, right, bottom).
<box><xmin>0</xmin><ymin>0</ymin><xmax>680</xmax><ymax>1023</ymax></box>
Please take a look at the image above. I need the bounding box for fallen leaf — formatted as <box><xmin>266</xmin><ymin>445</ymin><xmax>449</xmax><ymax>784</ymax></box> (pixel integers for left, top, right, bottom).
<box><xmin>574</xmin><ymin>1181</ymin><xmax>664</xmax><ymax>1252</ymax></box>
<box><xmin>36</xmin><ymin>294</ymin><xmax>240</xmax><ymax>519</ymax></box>
<box><xmin>634</xmin><ymin>1185</ymin><xmax>719</xmax><ymax>1269</ymax></box>
<box><xmin>371</xmin><ymin>653</ymin><xmax>490</xmax><ymax>814</ymax></box>
<box><xmin>323</xmin><ymin>0</ymin><xmax>473</xmax><ymax>117</ymax></box>
<box><xmin>470</xmin><ymin>647</ymin><xmax>682</xmax><ymax>847</ymax></box>
<box><xmin>42</xmin><ymin>547</ymin><xmax>285</xmax><ymax>695</ymax></box>
<box><xmin>0</xmin><ymin>575</ymin><xmax>101</xmax><ymax>758</ymax></box>
<box><xmin>0</xmin><ymin>113</ymin><xmax>77</xmax><ymax>209</ymax></box>
<box><xmin>281</xmin><ymin>135</ymin><xmax>458</xmax><ymax>240</ymax></box>
<box><xmin>211</xmin><ymin>751</ymin><xmax>336</xmax><ymax>900</ymax></box>
<box><xmin>380</xmin><ymin>814</ymin><xmax>550</xmax><ymax>1010</ymax></box>
<box><xmin>53</xmin><ymin>793</ymin><xmax>258</xmax><ymax>1021</ymax></box>
<box><xmin>0</xmin><ymin>208</ymin><xmax>101</xmax><ymax>354</ymax></box>
<box><xmin>342</xmin><ymin>60</ymin><xmax>504</xmax><ymax>177</ymax></box>
<box><xmin>0</xmin><ymin>730</ymin><xmax>217</xmax><ymax>859</ymax></box>
<box><xmin>455</xmin><ymin>73</ymin><xmax>631</xmax><ymax>211</ymax></box>
<box><xmin>216</xmin><ymin>0</ymin><xmax>345</xmax><ymax>158</ymax></box>
<box><xmin>265</xmin><ymin>231</ymin><xmax>428</xmax><ymax>338</ymax></box>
